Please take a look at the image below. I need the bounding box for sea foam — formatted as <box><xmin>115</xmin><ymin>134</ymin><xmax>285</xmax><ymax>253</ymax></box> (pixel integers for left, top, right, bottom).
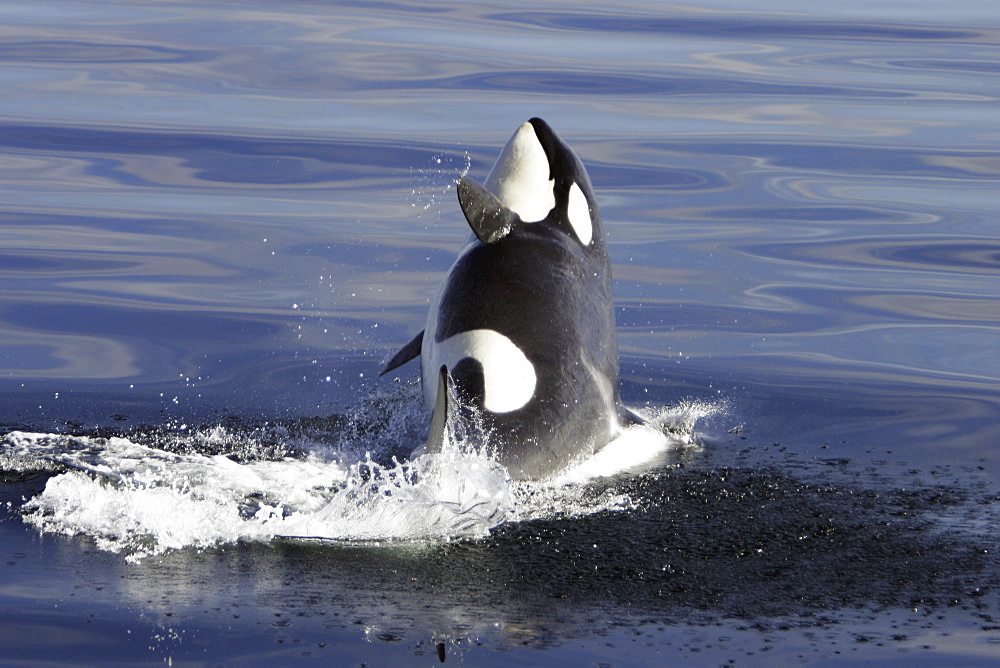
<box><xmin>1</xmin><ymin>397</ymin><xmax>720</xmax><ymax>560</ymax></box>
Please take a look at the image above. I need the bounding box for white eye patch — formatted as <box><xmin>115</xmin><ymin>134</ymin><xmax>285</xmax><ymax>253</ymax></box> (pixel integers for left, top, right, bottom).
<box><xmin>483</xmin><ymin>122</ymin><xmax>555</xmax><ymax>223</ymax></box>
<box><xmin>427</xmin><ymin>329</ymin><xmax>536</xmax><ymax>413</ymax></box>
<box><xmin>566</xmin><ymin>182</ymin><xmax>593</xmax><ymax>246</ymax></box>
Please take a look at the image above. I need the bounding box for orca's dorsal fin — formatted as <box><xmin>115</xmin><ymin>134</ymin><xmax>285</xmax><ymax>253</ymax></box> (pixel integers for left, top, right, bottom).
<box><xmin>379</xmin><ymin>330</ymin><xmax>423</xmax><ymax>376</ymax></box>
<box><xmin>424</xmin><ymin>365</ymin><xmax>450</xmax><ymax>454</ymax></box>
<box><xmin>457</xmin><ymin>177</ymin><xmax>522</xmax><ymax>244</ymax></box>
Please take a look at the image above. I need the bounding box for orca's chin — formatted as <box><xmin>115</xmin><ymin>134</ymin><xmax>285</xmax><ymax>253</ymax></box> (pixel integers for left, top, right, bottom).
<box><xmin>483</xmin><ymin>121</ymin><xmax>554</xmax><ymax>223</ymax></box>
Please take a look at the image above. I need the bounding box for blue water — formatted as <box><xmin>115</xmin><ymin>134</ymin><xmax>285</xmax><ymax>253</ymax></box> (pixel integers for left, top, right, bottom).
<box><xmin>2</xmin><ymin>1</ymin><xmax>1000</xmax><ymax>664</ymax></box>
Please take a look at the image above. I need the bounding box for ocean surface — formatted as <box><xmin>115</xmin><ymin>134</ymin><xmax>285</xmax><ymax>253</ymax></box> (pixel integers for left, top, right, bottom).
<box><xmin>2</xmin><ymin>1</ymin><xmax>999</xmax><ymax>665</ymax></box>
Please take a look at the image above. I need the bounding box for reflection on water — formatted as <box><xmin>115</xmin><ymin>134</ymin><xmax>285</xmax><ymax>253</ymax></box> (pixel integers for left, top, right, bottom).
<box><xmin>1</xmin><ymin>0</ymin><xmax>999</xmax><ymax>664</ymax></box>
<box><xmin>2</xmin><ymin>442</ymin><xmax>997</xmax><ymax>663</ymax></box>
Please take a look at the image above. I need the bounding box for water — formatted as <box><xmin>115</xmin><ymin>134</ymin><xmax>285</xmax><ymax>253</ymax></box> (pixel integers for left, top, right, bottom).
<box><xmin>2</xmin><ymin>0</ymin><xmax>999</xmax><ymax>664</ymax></box>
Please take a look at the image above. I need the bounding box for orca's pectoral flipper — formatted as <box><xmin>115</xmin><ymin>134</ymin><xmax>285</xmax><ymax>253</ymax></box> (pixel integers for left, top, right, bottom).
<box><xmin>618</xmin><ymin>404</ymin><xmax>647</xmax><ymax>427</ymax></box>
<box><xmin>424</xmin><ymin>365</ymin><xmax>452</xmax><ymax>454</ymax></box>
<box><xmin>380</xmin><ymin>330</ymin><xmax>423</xmax><ymax>376</ymax></box>
<box><xmin>458</xmin><ymin>177</ymin><xmax>522</xmax><ymax>244</ymax></box>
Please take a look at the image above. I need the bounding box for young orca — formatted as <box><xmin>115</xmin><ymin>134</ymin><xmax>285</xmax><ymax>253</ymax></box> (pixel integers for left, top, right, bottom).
<box><xmin>382</xmin><ymin>118</ymin><xmax>640</xmax><ymax>480</ymax></box>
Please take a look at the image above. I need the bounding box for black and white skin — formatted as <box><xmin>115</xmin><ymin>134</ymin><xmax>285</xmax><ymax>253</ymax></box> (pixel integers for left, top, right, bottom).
<box><xmin>383</xmin><ymin>118</ymin><xmax>641</xmax><ymax>480</ymax></box>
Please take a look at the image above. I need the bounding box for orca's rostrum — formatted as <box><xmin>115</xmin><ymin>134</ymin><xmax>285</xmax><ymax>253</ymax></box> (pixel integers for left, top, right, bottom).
<box><xmin>382</xmin><ymin>118</ymin><xmax>641</xmax><ymax>480</ymax></box>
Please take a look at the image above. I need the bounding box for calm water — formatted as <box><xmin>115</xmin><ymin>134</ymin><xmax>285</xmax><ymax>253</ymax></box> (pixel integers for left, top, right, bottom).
<box><xmin>2</xmin><ymin>1</ymin><xmax>999</xmax><ymax>665</ymax></box>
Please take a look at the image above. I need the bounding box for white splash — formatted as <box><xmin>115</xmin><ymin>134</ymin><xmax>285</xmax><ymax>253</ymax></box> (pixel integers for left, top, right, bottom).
<box><xmin>550</xmin><ymin>423</ymin><xmax>677</xmax><ymax>486</ymax></box>
<box><xmin>546</xmin><ymin>399</ymin><xmax>724</xmax><ymax>486</ymax></box>
<box><xmin>0</xmin><ymin>396</ymin><xmax>723</xmax><ymax>561</ymax></box>
<box><xmin>3</xmin><ymin>430</ymin><xmax>511</xmax><ymax>561</ymax></box>
<box><xmin>408</xmin><ymin>151</ymin><xmax>471</xmax><ymax>215</ymax></box>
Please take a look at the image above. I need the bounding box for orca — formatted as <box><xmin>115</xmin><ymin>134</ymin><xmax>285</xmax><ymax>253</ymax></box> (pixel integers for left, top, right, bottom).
<box><xmin>382</xmin><ymin>118</ymin><xmax>641</xmax><ymax>480</ymax></box>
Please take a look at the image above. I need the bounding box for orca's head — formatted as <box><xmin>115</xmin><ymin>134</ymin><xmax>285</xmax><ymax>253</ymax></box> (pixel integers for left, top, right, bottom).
<box><xmin>458</xmin><ymin>118</ymin><xmax>601</xmax><ymax>248</ymax></box>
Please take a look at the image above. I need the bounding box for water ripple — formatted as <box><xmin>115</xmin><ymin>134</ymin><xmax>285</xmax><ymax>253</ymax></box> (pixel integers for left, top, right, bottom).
<box><xmin>0</xmin><ymin>40</ymin><xmax>208</xmax><ymax>64</ymax></box>
<box><xmin>745</xmin><ymin>237</ymin><xmax>1000</xmax><ymax>276</ymax></box>
<box><xmin>496</xmin><ymin>11</ymin><xmax>986</xmax><ymax>42</ymax></box>
<box><xmin>425</xmin><ymin>70</ymin><xmax>917</xmax><ymax>99</ymax></box>
<box><xmin>0</xmin><ymin>123</ymin><xmax>437</xmax><ymax>188</ymax></box>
